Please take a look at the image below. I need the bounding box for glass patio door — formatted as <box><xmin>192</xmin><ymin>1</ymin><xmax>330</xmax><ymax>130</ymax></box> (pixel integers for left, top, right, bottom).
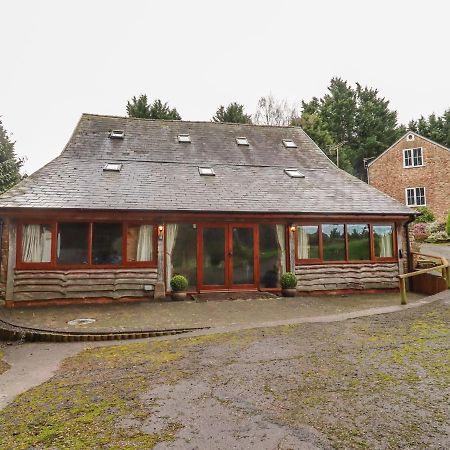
<box><xmin>198</xmin><ymin>224</ymin><xmax>257</xmax><ymax>290</ymax></box>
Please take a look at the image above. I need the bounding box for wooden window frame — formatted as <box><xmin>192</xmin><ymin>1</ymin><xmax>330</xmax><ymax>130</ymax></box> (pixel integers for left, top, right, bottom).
<box><xmin>16</xmin><ymin>221</ymin><xmax>158</xmax><ymax>270</ymax></box>
<box><xmin>295</xmin><ymin>222</ymin><xmax>397</xmax><ymax>265</ymax></box>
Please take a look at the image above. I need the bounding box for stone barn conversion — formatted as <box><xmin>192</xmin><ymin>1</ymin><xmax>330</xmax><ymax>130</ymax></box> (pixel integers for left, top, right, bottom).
<box><xmin>0</xmin><ymin>114</ymin><xmax>416</xmax><ymax>306</ymax></box>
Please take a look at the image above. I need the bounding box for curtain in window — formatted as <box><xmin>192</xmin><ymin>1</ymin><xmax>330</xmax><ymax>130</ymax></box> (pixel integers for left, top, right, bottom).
<box><xmin>297</xmin><ymin>226</ymin><xmax>309</xmax><ymax>259</ymax></box>
<box><xmin>22</xmin><ymin>224</ymin><xmax>52</xmax><ymax>262</ymax></box>
<box><xmin>136</xmin><ymin>225</ymin><xmax>153</xmax><ymax>261</ymax></box>
<box><xmin>165</xmin><ymin>224</ymin><xmax>178</xmax><ymax>287</ymax></box>
<box><xmin>275</xmin><ymin>224</ymin><xmax>286</xmax><ymax>273</ymax></box>
<box><xmin>380</xmin><ymin>233</ymin><xmax>393</xmax><ymax>257</ymax></box>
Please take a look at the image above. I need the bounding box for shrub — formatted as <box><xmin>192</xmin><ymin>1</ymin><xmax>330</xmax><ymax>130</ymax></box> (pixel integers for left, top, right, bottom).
<box><xmin>428</xmin><ymin>221</ymin><xmax>446</xmax><ymax>234</ymax></box>
<box><xmin>170</xmin><ymin>275</ymin><xmax>188</xmax><ymax>292</ymax></box>
<box><xmin>280</xmin><ymin>272</ymin><xmax>297</xmax><ymax>289</ymax></box>
<box><xmin>414</xmin><ymin>206</ymin><xmax>435</xmax><ymax>223</ymax></box>
<box><xmin>425</xmin><ymin>230</ymin><xmax>450</xmax><ymax>243</ymax></box>
<box><xmin>447</xmin><ymin>211</ymin><xmax>450</xmax><ymax>236</ymax></box>
<box><xmin>412</xmin><ymin>222</ymin><xmax>430</xmax><ymax>241</ymax></box>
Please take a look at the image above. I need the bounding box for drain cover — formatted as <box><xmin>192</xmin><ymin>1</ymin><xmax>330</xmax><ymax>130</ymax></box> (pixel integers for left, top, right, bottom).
<box><xmin>67</xmin><ymin>318</ymin><xmax>96</xmax><ymax>326</ymax></box>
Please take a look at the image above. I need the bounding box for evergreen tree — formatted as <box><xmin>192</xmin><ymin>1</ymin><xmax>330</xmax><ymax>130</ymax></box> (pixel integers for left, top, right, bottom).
<box><xmin>408</xmin><ymin>109</ymin><xmax>450</xmax><ymax>148</ymax></box>
<box><xmin>0</xmin><ymin>118</ymin><xmax>24</xmax><ymax>193</ymax></box>
<box><xmin>299</xmin><ymin>78</ymin><xmax>403</xmax><ymax>180</ymax></box>
<box><xmin>127</xmin><ymin>94</ymin><xmax>181</xmax><ymax>120</ymax></box>
<box><xmin>212</xmin><ymin>102</ymin><xmax>252</xmax><ymax>124</ymax></box>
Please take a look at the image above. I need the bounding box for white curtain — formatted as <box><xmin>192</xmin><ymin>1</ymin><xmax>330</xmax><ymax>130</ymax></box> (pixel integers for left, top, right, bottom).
<box><xmin>380</xmin><ymin>233</ymin><xmax>393</xmax><ymax>257</ymax></box>
<box><xmin>22</xmin><ymin>224</ymin><xmax>52</xmax><ymax>262</ymax></box>
<box><xmin>275</xmin><ymin>224</ymin><xmax>287</xmax><ymax>274</ymax></box>
<box><xmin>297</xmin><ymin>226</ymin><xmax>310</xmax><ymax>259</ymax></box>
<box><xmin>136</xmin><ymin>225</ymin><xmax>153</xmax><ymax>261</ymax></box>
<box><xmin>165</xmin><ymin>224</ymin><xmax>178</xmax><ymax>287</ymax></box>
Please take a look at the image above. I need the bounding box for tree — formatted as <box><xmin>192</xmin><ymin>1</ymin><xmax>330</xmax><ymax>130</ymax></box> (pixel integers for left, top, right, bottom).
<box><xmin>126</xmin><ymin>94</ymin><xmax>181</xmax><ymax>120</ymax></box>
<box><xmin>0</xmin><ymin>118</ymin><xmax>24</xmax><ymax>193</ymax></box>
<box><xmin>299</xmin><ymin>78</ymin><xmax>403</xmax><ymax>179</ymax></box>
<box><xmin>212</xmin><ymin>102</ymin><xmax>252</xmax><ymax>124</ymax></box>
<box><xmin>408</xmin><ymin>109</ymin><xmax>450</xmax><ymax>148</ymax></box>
<box><xmin>254</xmin><ymin>94</ymin><xmax>297</xmax><ymax>126</ymax></box>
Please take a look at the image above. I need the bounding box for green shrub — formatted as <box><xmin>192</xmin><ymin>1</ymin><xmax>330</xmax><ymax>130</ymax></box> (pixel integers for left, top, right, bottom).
<box><xmin>280</xmin><ymin>272</ymin><xmax>297</xmax><ymax>289</ymax></box>
<box><xmin>170</xmin><ymin>275</ymin><xmax>188</xmax><ymax>292</ymax></box>
<box><xmin>414</xmin><ymin>206</ymin><xmax>435</xmax><ymax>223</ymax></box>
<box><xmin>428</xmin><ymin>221</ymin><xmax>445</xmax><ymax>234</ymax></box>
<box><xmin>447</xmin><ymin>211</ymin><xmax>450</xmax><ymax>236</ymax></box>
<box><xmin>425</xmin><ymin>230</ymin><xmax>450</xmax><ymax>243</ymax></box>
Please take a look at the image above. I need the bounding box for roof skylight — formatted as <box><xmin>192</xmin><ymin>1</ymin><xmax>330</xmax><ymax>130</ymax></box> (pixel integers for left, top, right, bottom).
<box><xmin>103</xmin><ymin>163</ymin><xmax>122</xmax><ymax>172</ymax></box>
<box><xmin>198</xmin><ymin>167</ymin><xmax>215</xmax><ymax>176</ymax></box>
<box><xmin>109</xmin><ymin>130</ymin><xmax>125</xmax><ymax>139</ymax></box>
<box><xmin>178</xmin><ymin>134</ymin><xmax>191</xmax><ymax>143</ymax></box>
<box><xmin>236</xmin><ymin>137</ymin><xmax>249</xmax><ymax>146</ymax></box>
<box><xmin>284</xmin><ymin>168</ymin><xmax>305</xmax><ymax>178</ymax></box>
<box><xmin>282</xmin><ymin>139</ymin><xmax>297</xmax><ymax>148</ymax></box>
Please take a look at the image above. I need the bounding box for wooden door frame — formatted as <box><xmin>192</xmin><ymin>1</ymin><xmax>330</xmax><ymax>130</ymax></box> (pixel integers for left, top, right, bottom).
<box><xmin>197</xmin><ymin>223</ymin><xmax>259</xmax><ymax>291</ymax></box>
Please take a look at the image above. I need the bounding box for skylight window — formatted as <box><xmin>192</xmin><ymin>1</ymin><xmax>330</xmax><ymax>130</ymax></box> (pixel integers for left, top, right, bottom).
<box><xmin>198</xmin><ymin>167</ymin><xmax>215</xmax><ymax>176</ymax></box>
<box><xmin>284</xmin><ymin>168</ymin><xmax>305</xmax><ymax>178</ymax></box>
<box><xmin>282</xmin><ymin>139</ymin><xmax>297</xmax><ymax>148</ymax></box>
<box><xmin>109</xmin><ymin>130</ymin><xmax>125</xmax><ymax>139</ymax></box>
<box><xmin>178</xmin><ymin>134</ymin><xmax>191</xmax><ymax>143</ymax></box>
<box><xmin>236</xmin><ymin>137</ymin><xmax>249</xmax><ymax>146</ymax></box>
<box><xmin>103</xmin><ymin>163</ymin><xmax>122</xmax><ymax>172</ymax></box>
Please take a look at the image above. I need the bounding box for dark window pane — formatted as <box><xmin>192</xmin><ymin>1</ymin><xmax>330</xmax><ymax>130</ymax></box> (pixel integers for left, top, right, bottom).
<box><xmin>259</xmin><ymin>224</ymin><xmax>285</xmax><ymax>288</ymax></box>
<box><xmin>373</xmin><ymin>225</ymin><xmax>394</xmax><ymax>258</ymax></box>
<box><xmin>172</xmin><ymin>224</ymin><xmax>197</xmax><ymax>290</ymax></box>
<box><xmin>347</xmin><ymin>224</ymin><xmax>370</xmax><ymax>260</ymax></box>
<box><xmin>57</xmin><ymin>223</ymin><xmax>89</xmax><ymax>264</ymax></box>
<box><xmin>232</xmin><ymin>227</ymin><xmax>254</xmax><ymax>285</ymax></box>
<box><xmin>322</xmin><ymin>224</ymin><xmax>345</xmax><ymax>261</ymax></box>
<box><xmin>203</xmin><ymin>227</ymin><xmax>225</xmax><ymax>285</ymax></box>
<box><xmin>92</xmin><ymin>223</ymin><xmax>122</xmax><ymax>265</ymax></box>
<box><xmin>297</xmin><ymin>225</ymin><xmax>319</xmax><ymax>259</ymax></box>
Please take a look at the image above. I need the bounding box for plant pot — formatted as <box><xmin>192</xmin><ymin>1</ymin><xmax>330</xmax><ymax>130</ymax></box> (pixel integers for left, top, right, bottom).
<box><xmin>171</xmin><ymin>291</ymin><xmax>187</xmax><ymax>301</ymax></box>
<box><xmin>282</xmin><ymin>288</ymin><xmax>297</xmax><ymax>297</ymax></box>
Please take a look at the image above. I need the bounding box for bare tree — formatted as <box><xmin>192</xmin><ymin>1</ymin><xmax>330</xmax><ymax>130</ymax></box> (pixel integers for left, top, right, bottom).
<box><xmin>253</xmin><ymin>94</ymin><xmax>298</xmax><ymax>126</ymax></box>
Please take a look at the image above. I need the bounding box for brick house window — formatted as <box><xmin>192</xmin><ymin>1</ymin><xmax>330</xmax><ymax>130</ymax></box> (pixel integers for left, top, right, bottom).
<box><xmin>403</xmin><ymin>147</ymin><xmax>423</xmax><ymax>168</ymax></box>
<box><xmin>405</xmin><ymin>187</ymin><xmax>426</xmax><ymax>206</ymax></box>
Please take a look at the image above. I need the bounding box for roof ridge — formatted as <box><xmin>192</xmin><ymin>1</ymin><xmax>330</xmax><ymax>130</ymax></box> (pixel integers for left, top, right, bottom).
<box><xmin>80</xmin><ymin>113</ymin><xmax>299</xmax><ymax>130</ymax></box>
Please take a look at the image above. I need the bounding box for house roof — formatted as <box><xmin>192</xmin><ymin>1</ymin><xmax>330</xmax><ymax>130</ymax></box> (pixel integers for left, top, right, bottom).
<box><xmin>0</xmin><ymin>114</ymin><xmax>414</xmax><ymax>216</ymax></box>
<box><xmin>368</xmin><ymin>130</ymin><xmax>450</xmax><ymax>168</ymax></box>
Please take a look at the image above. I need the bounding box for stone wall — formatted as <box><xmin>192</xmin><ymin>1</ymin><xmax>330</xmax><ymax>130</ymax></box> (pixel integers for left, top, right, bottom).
<box><xmin>295</xmin><ymin>263</ymin><xmax>399</xmax><ymax>292</ymax></box>
<box><xmin>0</xmin><ymin>220</ymin><xmax>9</xmax><ymax>298</ymax></box>
<box><xmin>368</xmin><ymin>134</ymin><xmax>450</xmax><ymax>220</ymax></box>
<box><xmin>12</xmin><ymin>268</ymin><xmax>158</xmax><ymax>302</ymax></box>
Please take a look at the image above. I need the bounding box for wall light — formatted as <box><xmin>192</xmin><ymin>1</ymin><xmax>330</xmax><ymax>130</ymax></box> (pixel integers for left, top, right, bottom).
<box><xmin>289</xmin><ymin>224</ymin><xmax>296</xmax><ymax>233</ymax></box>
<box><xmin>158</xmin><ymin>225</ymin><xmax>164</xmax><ymax>240</ymax></box>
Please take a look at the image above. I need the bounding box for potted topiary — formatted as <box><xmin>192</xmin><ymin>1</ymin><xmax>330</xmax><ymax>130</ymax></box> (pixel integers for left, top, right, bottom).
<box><xmin>170</xmin><ymin>275</ymin><xmax>188</xmax><ymax>301</ymax></box>
<box><xmin>280</xmin><ymin>272</ymin><xmax>297</xmax><ymax>297</ymax></box>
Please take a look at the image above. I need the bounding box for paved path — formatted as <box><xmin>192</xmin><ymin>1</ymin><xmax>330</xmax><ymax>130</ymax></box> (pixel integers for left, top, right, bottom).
<box><xmin>421</xmin><ymin>242</ymin><xmax>450</xmax><ymax>261</ymax></box>
<box><xmin>1</xmin><ymin>290</ymin><xmax>447</xmax><ymax>411</ymax></box>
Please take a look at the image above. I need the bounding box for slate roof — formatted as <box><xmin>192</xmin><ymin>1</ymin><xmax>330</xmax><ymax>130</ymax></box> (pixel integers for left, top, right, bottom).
<box><xmin>0</xmin><ymin>114</ymin><xmax>414</xmax><ymax>215</ymax></box>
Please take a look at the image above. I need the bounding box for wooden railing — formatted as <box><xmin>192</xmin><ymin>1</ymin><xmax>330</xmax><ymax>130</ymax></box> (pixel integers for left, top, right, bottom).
<box><xmin>398</xmin><ymin>252</ymin><xmax>450</xmax><ymax>304</ymax></box>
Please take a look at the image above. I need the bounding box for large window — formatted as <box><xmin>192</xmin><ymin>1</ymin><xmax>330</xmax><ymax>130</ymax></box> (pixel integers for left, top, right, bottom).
<box><xmin>259</xmin><ymin>224</ymin><xmax>286</xmax><ymax>288</ymax></box>
<box><xmin>296</xmin><ymin>223</ymin><xmax>396</xmax><ymax>263</ymax></box>
<box><xmin>21</xmin><ymin>224</ymin><xmax>52</xmax><ymax>263</ymax></box>
<box><xmin>403</xmin><ymin>147</ymin><xmax>423</xmax><ymax>168</ymax></box>
<box><xmin>347</xmin><ymin>224</ymin><xmax>370</xmax><ymax>261</ymax></box>
<box><xmin>171</xmin><ymin>224</ymin><xmax>197</xmax><ymax>291</ymax></box>
<box><xmin>57</xmin><ymin>223</ymin><xmax>89</xmax><ymax>265</ymax></box>
<box><xmin>405</xmin><ymin>187</ymin><xmax>426</xmax><ymax>206</ymax></box>
<box><xmin>297</xmin><ymin>225</ymin><xmax>319</xmax><ymax>260</ymax></box>
<box><xmin>18</xmin><ymin>222</ymin><xmax>157</xmax><ymax>268</ymax></box>
<box><xmin>322</xmin><ymin>224</ymin><xmax>345</xmax><ymax>261</ymax></box>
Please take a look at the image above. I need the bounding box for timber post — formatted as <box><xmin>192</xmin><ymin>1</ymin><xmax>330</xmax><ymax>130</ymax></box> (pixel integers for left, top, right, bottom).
<box><xmin>288</xmin><ymin>226</ymin><xmax>295</xmax><ymax>273</ymax></box>
<box><xmin>5</xmin><ymin>220</ymin><xmax>16</xmax><ymax>303</ymax></box>
<box><xmin>399</xmin><ymin>277</ymin><xmax>407</xmax><ymax>305</ymax></box>
<box><xmin>154</xmin><ymin>228</ymin><xmax>166</xmax><ymax>299</ymax></box>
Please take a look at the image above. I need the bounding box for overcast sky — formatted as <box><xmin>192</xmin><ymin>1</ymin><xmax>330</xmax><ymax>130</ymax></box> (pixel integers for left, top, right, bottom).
<box><xmin>1</xmin><ymin>0</ymin><xmax>449</xmax><ymax>174</ymax></box>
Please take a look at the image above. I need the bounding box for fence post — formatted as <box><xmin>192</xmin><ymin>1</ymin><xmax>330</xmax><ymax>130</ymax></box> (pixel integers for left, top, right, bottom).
<box><xmin>399</xmin><ymin>277</ymin><xmax>407</xmax><ymax>305</ymax></box>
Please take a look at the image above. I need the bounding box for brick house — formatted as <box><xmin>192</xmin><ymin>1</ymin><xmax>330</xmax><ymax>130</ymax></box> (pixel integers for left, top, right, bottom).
<box><xmin>0</xmin><ymin>114</ymin><xmax>416</xmax><ymax>307</ymax></box>
<box><xmin>368</xmin><ymin>131</ymin><xmax>450</xmax><ymax>220</ymax></box>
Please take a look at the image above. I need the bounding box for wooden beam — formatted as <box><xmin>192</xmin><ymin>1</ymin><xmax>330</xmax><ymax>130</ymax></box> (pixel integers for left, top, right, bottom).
<box><xmin>5</xmin><ymin>221</ymin><xmax>16</xmax><ymax>301</ymax></box>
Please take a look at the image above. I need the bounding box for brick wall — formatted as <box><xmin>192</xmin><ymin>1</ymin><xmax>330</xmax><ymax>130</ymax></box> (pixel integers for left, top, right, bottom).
<box><xmin>368</xmin><ymin>134</ymin><xmax>450</xmax><ymax>220</ymax></box>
